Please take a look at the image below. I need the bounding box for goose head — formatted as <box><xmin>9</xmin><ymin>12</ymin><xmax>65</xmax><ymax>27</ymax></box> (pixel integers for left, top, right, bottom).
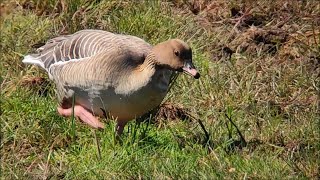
<box><xmin>151</xmin><ymin>39</ymin><xmax>200</xmax><ymax>79</ymax></box>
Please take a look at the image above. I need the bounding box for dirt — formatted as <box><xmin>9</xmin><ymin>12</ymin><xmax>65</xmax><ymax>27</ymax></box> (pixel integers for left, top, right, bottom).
<box><xmin>171</xmin><ymin>0</ymin><xmax>319</xmax><ymax>67</ymax></box>
<box><xmin>21</xmin><ymin>76</ymin><xmax>51</xmax><ymax>96</ymax></box>
<box><xmin>229</xmin><ymin>27</ymin><xmax>288</xmax><ymax>54</ymax></box>
<box><xmin>155</xmin><ymin>102</ymin><xmax>191</xmax><ymax>121</ymax></box>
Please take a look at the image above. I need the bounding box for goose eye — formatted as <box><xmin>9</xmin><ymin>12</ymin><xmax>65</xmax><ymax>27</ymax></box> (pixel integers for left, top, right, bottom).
<box><xmin>174</xmin><ymin>50</ymin><xmax>179</xmax><ymax>57</ymax></box>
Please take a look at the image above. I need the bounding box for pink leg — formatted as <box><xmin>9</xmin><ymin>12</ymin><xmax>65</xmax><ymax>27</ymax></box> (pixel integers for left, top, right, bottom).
<box><xmin>57</xmin><ymin>106</ymin><xmax>104</xmax><ymax>129</ymax></box>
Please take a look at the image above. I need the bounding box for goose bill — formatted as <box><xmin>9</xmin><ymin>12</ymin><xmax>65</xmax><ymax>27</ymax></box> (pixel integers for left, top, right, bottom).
<box><xmin>182</xmin><ymin>62</ymin><xmax>200</xmax><ymax>79</ymax></box>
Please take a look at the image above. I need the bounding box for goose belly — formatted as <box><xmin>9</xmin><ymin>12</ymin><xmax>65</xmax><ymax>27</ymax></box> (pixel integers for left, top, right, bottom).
<box><xmin>73</xmin><ymin>86</ymin><xmax>167</xmax><ymax>121</ymax></box>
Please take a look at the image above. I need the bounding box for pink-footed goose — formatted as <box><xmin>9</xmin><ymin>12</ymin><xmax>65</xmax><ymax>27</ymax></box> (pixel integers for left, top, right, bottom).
<box><xmin>23</xmin><ymin>29</ymin><xmax>200</xmax><ymax>135</ymax></box>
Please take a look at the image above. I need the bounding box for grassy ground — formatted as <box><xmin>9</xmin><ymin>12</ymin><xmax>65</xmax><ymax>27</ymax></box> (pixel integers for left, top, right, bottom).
<box><xmin>1</xmin><ymin>0</ymin><xmax>319</xmax><ymax>179</ymax></box>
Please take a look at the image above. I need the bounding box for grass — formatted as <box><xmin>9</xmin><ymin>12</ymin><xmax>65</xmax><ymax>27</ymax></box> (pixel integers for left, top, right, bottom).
<box><xmin>1</xmin><ymin>0</ymin><xmax>319</xmax><ymax>179</ymax></box>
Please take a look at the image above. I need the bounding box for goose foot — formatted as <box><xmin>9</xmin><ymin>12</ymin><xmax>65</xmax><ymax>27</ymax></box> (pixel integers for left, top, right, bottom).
<box><xmin>57</xmin><ymin>106</ymin><xmax>104</xmax><ymax>129</ymax></box>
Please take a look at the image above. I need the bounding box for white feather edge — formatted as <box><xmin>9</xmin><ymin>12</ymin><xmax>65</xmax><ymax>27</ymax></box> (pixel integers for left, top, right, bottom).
<box><xmin>22</xmin><ymin>55</ymin><xmax>45</xmax><ymax>69</ymax></box>
<box><xmin>22</xmin><ymin>55</ymin><xmax>54</xmax><ymax>79</ymax></box>
<box><xmin>23</xmin><ymin>54</ymin><xmax>89</xmax><ymax>80</ymax></box>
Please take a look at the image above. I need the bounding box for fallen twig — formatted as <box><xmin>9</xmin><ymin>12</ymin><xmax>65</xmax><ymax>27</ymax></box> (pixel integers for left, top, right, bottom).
<box><xmin>196</xmin><ymin>118</ymin><xmax>210</xmax><ymax>144</ymax></box>
<box><xmin>225</xmin><ymin>113</ymin><xmax>247</xmax><ymax>146</ymax></box>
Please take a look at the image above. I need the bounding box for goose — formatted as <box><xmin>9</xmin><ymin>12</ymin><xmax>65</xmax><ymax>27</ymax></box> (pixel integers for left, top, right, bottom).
<box><xmin>22</xmin><ymin>29</ymin><xmax>200</xmax><ymax>135</ymax></box>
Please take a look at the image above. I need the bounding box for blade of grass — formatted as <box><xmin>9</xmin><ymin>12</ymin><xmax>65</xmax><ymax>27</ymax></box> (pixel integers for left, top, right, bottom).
<box><xmin>71</xmin><ymin>93</ymin><xmax>76</xmax><ymax>141</ymax></box>
<box><xmin>93</xmin><ymin>129</ymin><xmax>102</xmax><ymax>160</ymax></box>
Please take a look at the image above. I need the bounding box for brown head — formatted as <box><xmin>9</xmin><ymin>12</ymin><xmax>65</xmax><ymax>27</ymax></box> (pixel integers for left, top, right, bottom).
<box><xmin>151</xmin><ymin>39</ymin><xmax>200</xmax><ymax>79</ymax></box>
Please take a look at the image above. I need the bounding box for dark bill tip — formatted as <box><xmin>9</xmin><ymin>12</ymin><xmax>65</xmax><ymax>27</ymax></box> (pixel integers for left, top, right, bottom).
<box><xmin>194</xmin><ymin>72</ymin><xmax>200</xmax><ymax>79</ymax></box>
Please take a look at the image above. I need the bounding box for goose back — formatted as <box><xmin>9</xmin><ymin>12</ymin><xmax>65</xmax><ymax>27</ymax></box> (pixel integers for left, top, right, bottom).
<box><xmin>23</xmin><ymin>30</ymin><xmax>152</xmax><ymax>71</ymax></box>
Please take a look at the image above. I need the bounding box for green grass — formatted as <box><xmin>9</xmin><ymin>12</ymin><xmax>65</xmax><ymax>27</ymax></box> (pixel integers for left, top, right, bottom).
<box><xmin>1</xmin><ymin>0</ymin><xmax>319</xmax><ymax>179</ymax></box>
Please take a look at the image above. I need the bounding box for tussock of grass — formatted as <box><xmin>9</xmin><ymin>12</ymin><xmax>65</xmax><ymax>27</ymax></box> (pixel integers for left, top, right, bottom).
<box><xmin>1</xmin><ymin>0</ymin><xmax>319</xmax><ymax>179</ymax></box>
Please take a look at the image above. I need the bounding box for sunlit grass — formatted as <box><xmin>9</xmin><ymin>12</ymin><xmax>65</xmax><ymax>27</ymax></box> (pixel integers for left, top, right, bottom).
<box><xmin>1</xmin><ymin>0</ymin><xmax>319</xmax><ymax>179</ymax></box>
